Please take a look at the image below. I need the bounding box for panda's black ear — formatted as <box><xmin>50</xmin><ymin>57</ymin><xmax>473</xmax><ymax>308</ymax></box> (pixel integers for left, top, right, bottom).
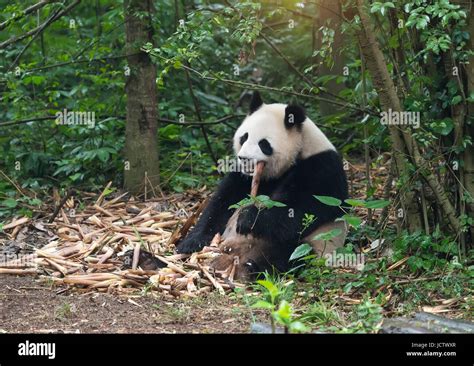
<box><xmin>249</xmin><ymin>91</ymin><xmax>263</xmax><ymax>114</ymax></box>
<box><xmin>284</xmin><ymin>104</ymin><xmax>306</xmax><ymax>129</ymax></box>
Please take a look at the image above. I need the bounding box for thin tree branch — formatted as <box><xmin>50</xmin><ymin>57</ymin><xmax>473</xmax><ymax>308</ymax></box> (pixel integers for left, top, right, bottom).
<box><xmin>262</xmin><ymin>27</ymin><xmax>350</xmax><ymax>104</ymax></box>
<box><xmin>259</xmin><ymin>32</ymin><xmax>315</xmax><ymax>87</ymax></box>
<box><xmin>222</xmin><ymin>0</ymin><xmax>368</xmax><ymax>110</ymax></box>
<box><xmin>0</xmin><ymin>114</ymin><xmax>244</xmax><ymax>128</ymax></box>
<box><xmin>72</xmin><ymin>20</ymin><xmax>125</xmax><ymax>61</ymax></box>
<box><xmin>0</xmin><ymin>116</ymin><xmax>57</xmax><ymax>127</ymax></box>
<box><xmin>298</xmin><ymin>1</ymin><xmax>349</xmax><ymax>22</ymax></box>
<box><xmin>159</xmin><ymin>114</ymin><xmax>244</xmax><ymax>126</ymax></box>
<box><xmin>150</xmin><ymin>52</ymin><xmax>380</xmax><ymax>117</ymax></box>
<box><xmin>183</xmin><ymin>63</ymin><xmax>218</xmax><ymax>165</ymax></box>
<box><xmin>22</xmin><ymin>52</ymin><xmax>139</xmax><ymax>73</ymax></box>
<box><xmin>0</xmin><ymin>0</ymin><xmax>81</xmax><ymax>50</ymax></box>
<box><xmin>9</xmin><ymin>5</ymin><xmax>65</xmax><ymax>70</ymax></box>
<box><xmin>0</xmin><ymin>0</ymin><xmax>57</xmax><ymax>32</ymax></box>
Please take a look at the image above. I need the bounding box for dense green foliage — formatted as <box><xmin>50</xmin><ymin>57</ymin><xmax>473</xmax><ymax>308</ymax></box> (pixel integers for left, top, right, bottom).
<box><xmin>0</xmin><ymin>0</ymin><xmax>472</xmax><ymax>330</ymax></box>
<box><xmin>1</xmin><ymin>0</ymin><xmax>471</xmax><ymax>193</ymax></box>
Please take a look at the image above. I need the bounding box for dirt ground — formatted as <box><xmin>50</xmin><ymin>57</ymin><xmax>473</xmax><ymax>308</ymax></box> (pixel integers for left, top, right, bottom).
<box><xmin>0</xmin><ymin>275</ymin><xmax>259</xmax><ymax>333</ymax></box>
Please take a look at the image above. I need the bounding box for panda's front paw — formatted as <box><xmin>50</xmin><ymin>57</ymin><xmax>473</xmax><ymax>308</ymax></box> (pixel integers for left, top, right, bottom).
<box><xmin>236</xmin><ymin>205</ymin><xmax>259</xmax><ymax>235</ymax></box>
<box><xmin>176</xmin><ymin>233</ymin><xmax>207</xmax><ymax>254</ymax></box>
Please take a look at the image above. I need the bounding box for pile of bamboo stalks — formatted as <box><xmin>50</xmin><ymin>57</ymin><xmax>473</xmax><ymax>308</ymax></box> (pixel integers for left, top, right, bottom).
<box><xmin>0</xmin><ymin>186</ymin><xmax>244</xmax><ymax>297</ymax></box>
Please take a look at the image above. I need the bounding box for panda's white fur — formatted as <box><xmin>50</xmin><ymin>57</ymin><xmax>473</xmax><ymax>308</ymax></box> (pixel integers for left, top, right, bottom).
<box><xmin>233</xmin><ymin>103</ymin><xmax>335</xmax><ymax>179</ymax></box>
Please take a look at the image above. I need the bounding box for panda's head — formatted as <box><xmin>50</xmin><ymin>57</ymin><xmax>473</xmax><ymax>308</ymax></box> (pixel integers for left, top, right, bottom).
<box><xmin>233</xmin><ymin>91</ymin><xmax>333</xmax><ymax>179</ymax></box>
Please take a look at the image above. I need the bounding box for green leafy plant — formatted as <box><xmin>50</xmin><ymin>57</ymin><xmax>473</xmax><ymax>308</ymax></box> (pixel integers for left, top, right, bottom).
<box><xmin>370</xmin><ymin>1</ymin><xmax>396</xmax><ymax>16</ymax></box>
<box><xmin>289</xmin><ymin>243</ymin><xmax>313</xmax><ymax>261</ymax></box>
<box><xmin>392</xmin><ymin>230</ymin><xmax>459</xmax><ymax>272</ymax></box>
<box><xmin>351</xmin><ymin>296</ymin><xmax>384</xmax><ymax>333</ymax></box>
<box><xmin>314</xmin><ymin>195</ymin><xmax>390</xmax><ymax>231</ymax></box>
<box><xmin>229</xmin><ymin>194</ymin><xmax>286</xmax><ymax>210</ymax></box>
<box><xmin>251</xmin><ymin>277</ymin><xmax>308</xmax><ymax>333</ymax></box>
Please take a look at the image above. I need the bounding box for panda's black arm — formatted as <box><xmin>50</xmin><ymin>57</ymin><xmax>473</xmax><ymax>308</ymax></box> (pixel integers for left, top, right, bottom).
<box><xmin>176</xmin><ymin>172</ymin><xmax>251</xmax><ymax>253</ymax></box>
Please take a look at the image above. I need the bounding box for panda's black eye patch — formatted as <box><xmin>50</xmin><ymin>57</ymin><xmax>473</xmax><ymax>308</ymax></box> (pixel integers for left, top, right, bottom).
<box><xmin>239</xmin><ymin>133</ymin><xmax>248</xmax><ymax>145</ymax></box>
<box><xmin>258</xmin><ymin>139</ymin><xmax>273</xmax><ymax>156</ymax></box>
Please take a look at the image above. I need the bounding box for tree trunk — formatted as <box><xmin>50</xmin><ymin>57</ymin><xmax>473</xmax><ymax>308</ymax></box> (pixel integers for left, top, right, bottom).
<box><xmin>314</xmin><ymin>0</ymin><xmax>347</xmax><ymax>116</ymax></box>
<box><xmin>123</xmin><ymin>0</ymin><xmax>160</xmax><ymax>196</ymax></box>
<box><xmin>351</xmin><ymin>0</ymin><xmax>423</xmax><ymax>232</ymax></box>
<box><xmin>463</xmin><ymin>3</ymin><xmax>474</xmax><ymax>245</ymax></box>
<box><xmin>351</xmin><ymin>0</ymin><xmax>462</xmax><ymax>234</ymax></box>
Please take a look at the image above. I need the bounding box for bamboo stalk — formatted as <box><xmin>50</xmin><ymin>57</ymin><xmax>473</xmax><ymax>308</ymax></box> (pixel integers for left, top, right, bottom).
<box><xmin>151</xmin><ymin>220</ymin><xmax>179</xmax><ymax>229</ymax></box>
<box><xmin>89</xmin><ymin>279</ymin><xmax>119</xmax><ymax>289</ymax></box>
<box><xmin>0</xmin><ymin>268</ymin><xmax>38</xmax><ymax>275</ymax></box>
<box><xmin>251</xmin><ymin>161</ymin><xmax>265</xmax><ymax>197</ymax></box>
<box><xmin>60</xmin><ymin>209</ymin><xmax>70</xmax><ymax>225</ymax></box>
<box><xmin>93</xmin><ymin>204</ymin><xmax>115</xmax><ymax>217</ymax></box>
<box><xmin>155</xmin><ymin>255</ymin><xmax>187</xmax><ymax>276</ymax></box>
<box><xmin>44</xmin><ymin>258</ymin><xmax>68</xmax><ymax>276</ymax></box>
<box><xmin>95</xmin><ymin>181</ymin><xmax>112</xmax><ymax>206</ymax></box>
<box><xmin>2</xmin><ymin>216</ymin><xmax>29</xmax><ymax>231</ymax></box>
<box><xmin>98</xmin><ymin>247</ymin><xmax>114</xmax><ymax>264</ymax></box>
<box><xmin>132</xmin><ymin>242</ymin><xmax>141</xmax><ymax>270</ymax></box>
<box><xmin>102</xmin><ymin>192</ymin><xmax>129</xmax><ymax>208</ymax></box>
<box><xmin>198</xmin><ymin>264</ymin><xmax>225</xmax><ymax>295</ymax></box>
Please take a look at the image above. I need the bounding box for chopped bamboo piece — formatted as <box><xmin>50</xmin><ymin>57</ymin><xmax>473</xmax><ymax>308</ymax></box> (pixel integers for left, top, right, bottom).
<box><xmin>198</xmin><ymin>264</ymin><xmax>225</xmax><ymax>295</ymax></box>
<box><xmin>132</xmin><ymin>242</ymin><xmax>141</xmax><ymax>270</ymax></box>
<box><xmin>93</xmin><ymin>204</ymin><xmax>115</xmax><ymax>217</ymax></box>
<box><xmin>2</xmin><ymin>216</ymin><xmax>29</xmax><ymax>231</ymax></box>
<box><xmin>95</xmin><ymin>181</ymin><xmax>112</xmax><ymax>206</ymax></box>
<box><xmin>0</xmin><ymin>268</ymin><xmax>38</xmax><ymax>275</ymax></box>
<box><xmin>0</xmin><ymin>186</ymin><xmax>244</xmax><ymax>297</ymax></box>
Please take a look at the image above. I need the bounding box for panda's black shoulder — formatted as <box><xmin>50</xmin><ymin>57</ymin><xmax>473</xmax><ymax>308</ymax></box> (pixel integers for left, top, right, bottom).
<box><xmin>297</xmin><ymin>149</ymin><xmax>345</xmax><ymax>175</ymax></box>
<box><xmin>292</xmin><ymin>149</ymin><xmax>348</xmax><ymax>197</ymax></box>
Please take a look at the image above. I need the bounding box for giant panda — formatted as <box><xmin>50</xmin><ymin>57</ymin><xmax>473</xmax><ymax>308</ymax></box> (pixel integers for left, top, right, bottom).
<box><xmin>176</xmin><ymin>91</ymin><xmax>349</xmax><ymax>280</ymax></box>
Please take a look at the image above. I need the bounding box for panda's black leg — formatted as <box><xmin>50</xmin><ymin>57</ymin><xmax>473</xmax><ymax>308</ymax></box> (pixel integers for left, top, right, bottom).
<box><xmin>176</xmin><ymin>172</ymin><xmax>251</xmax><ymax>253</ymax></box>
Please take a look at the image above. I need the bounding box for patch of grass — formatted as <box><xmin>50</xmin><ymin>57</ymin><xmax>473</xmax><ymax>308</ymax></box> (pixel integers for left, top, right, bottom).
<box><xmin>298</xmin><ymin>301</ymin><xmax>343</xmax><ymax>328</ymax></box>
<box><xmin>343</xmin><ymin>296</ymin><xmax>384</xmax><ymax>333</ymax></box>
<box><xmin>168</xmin><ymin>305</ymin><xmax>192</xmax><ymax>324</ymax></box>
<box><xmin>153</xmin><ymin>303</ymin><xmax>192</xmax><ymax>324</ymax></box>
<box><xmin>55</xmin><ymin>302</ymin><xmax>74</xmax><ymax>320</ymax></box>
<box><xmin>242</xmin><ymin>229</ymin><xmax>473</xmax><ymax>333</ymax></box>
